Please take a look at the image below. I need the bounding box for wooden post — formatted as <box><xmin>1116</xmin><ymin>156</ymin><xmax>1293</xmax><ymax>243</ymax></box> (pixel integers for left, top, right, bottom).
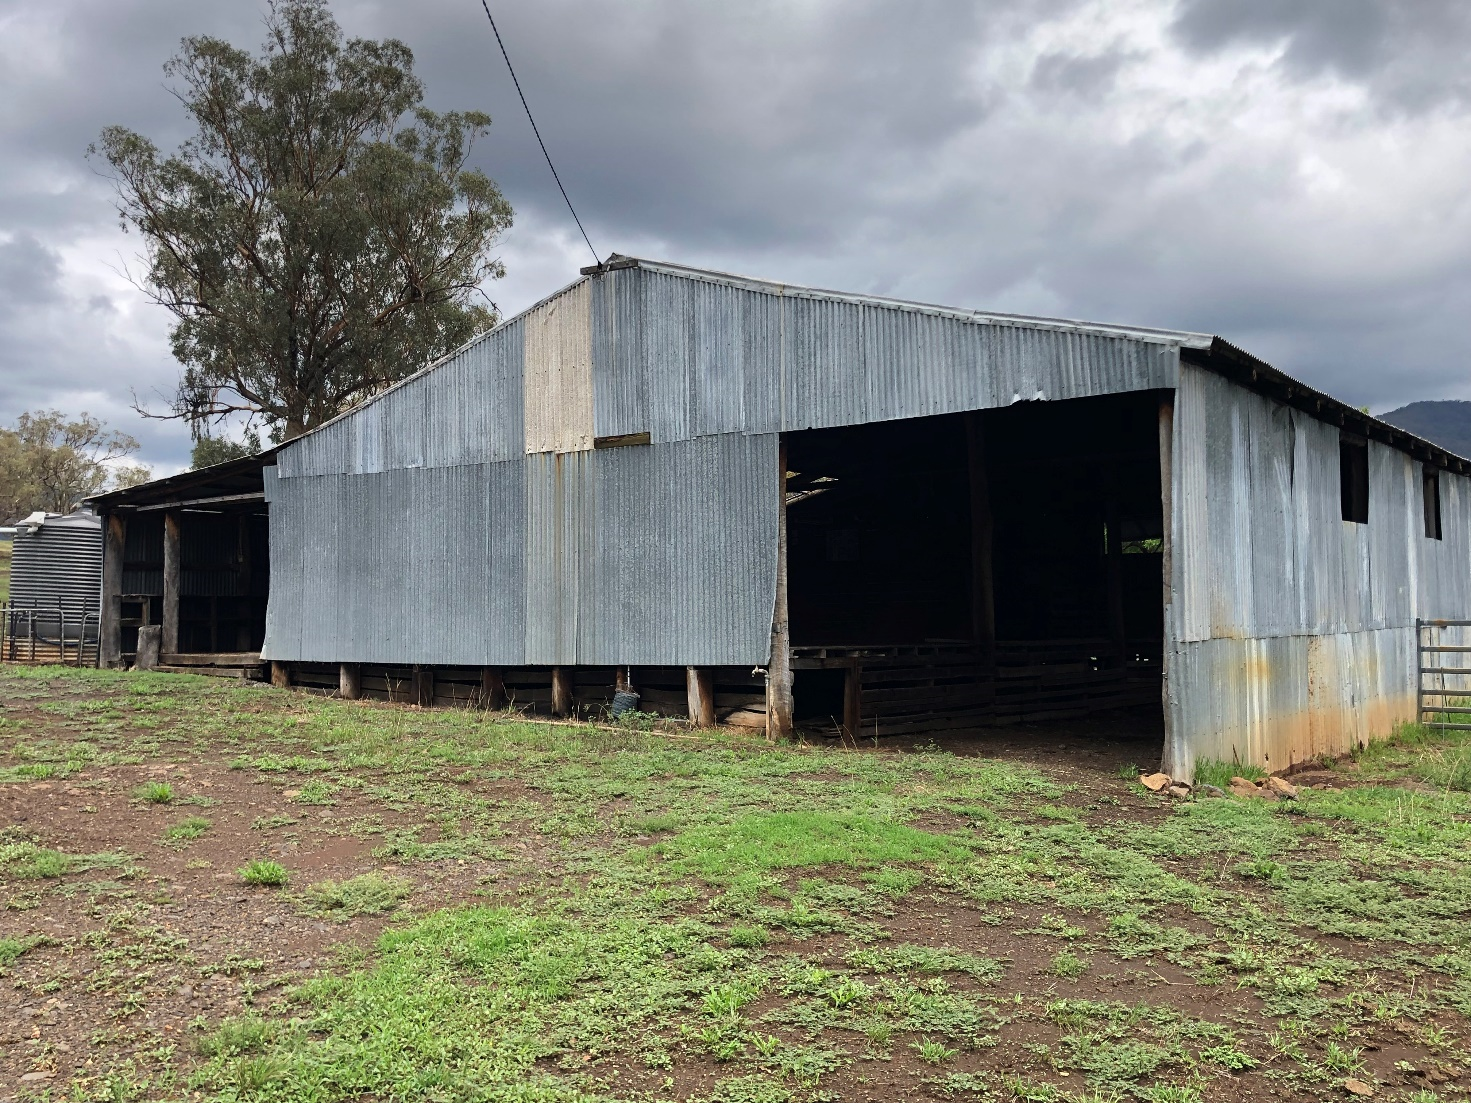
<box><xmin>412</xmin><ymin>666</ymin><xmax>434</xmax><ymax>707</ymax></box>
<box><xmin>1104</xmin><ymin>473</ymin><xmax>1127</xmax><ymax>667</ymax></box>
<box><xmin>100</xmin><ymin>512</ymin><xmax>126</xmax><ymax>668</ymax></box>
<box><xmin>768</xmin><ymin>439</ymin><xmax>795</xmax><ymax>740</ymax></box>
<box><xmin>236</xmin><ymin>514</ymin><xmax>252</xmax><ymax>650</ymax></box>
<box><xmin>842</xmin><ymin>662</ymin><xmax>861</xmax><ymax>739</ymax></box>
<box><xmin>162</xmin><ymin>512</ymin><xmax>181</xmax><ymax>655</ymax></box>
<box><xmin>686</xmin><ymin>667</ymin><xmax>715</xmax><ymax>727</ymax></box>
<box><xmin>339</xmin><ymin>662</ymin><xmax>361</xmax><ymax>700</ymax></box>
<box><xmin>964</xmin><ymin>413</ymin><xmax>996</xmax><ymax>662</ymax></box>
<box><xmin>480</xmin><ymin>667</ymin><xmax>506</xmax><ymax>709</ymax></box>
<box><xmin>271</xmin><ymin>661</ymin><xmax>291</xmax><ymax>688</ymax></box>
<box><xmin>551</xmin><ymin>667</ymin><xmax>574</xmax><ymax>717</ymax></box>
<box><xmin>1158</xmin><ymin>393</ymin><xmax>1178</xmax><ymax>775</ymax></box>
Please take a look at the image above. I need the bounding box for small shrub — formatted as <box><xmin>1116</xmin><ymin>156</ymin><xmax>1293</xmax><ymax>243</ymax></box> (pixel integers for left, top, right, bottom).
<box><xmin>239</xmin><ymin>860</ymin><xmax>289</xmax><ymax>887</ymax></box>
<box><xmin>300</xmin><ymin>872</ymin><xmax>412</xmax><ymax>919</ymax></box>
<box><xmin>134</xmin><ymin>781</ymin><xmax>174</xmax><ymax>804</ymax></box>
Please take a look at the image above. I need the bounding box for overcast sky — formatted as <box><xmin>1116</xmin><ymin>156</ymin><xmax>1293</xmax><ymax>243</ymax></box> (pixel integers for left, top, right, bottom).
<box><xmin>2</xmin><ymin>0</ymin><xmax>1470</xmax><ymax>475</ymax></box>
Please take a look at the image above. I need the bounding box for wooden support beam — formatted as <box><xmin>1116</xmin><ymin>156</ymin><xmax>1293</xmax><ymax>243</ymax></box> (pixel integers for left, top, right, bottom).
<box><xmin>480</xmin><ymin>667</ymin><xmax>505</xmax><ymax>709</ymax></box>
<box><xmin>843</xmin><ymin>662</ymin><xmax>861</xmax><ymax>739</ymax></box>
<box><xmin>236</xmin><ymin>514</ymin><xmax>253</xmax><ymax>651</ymax></box>
<box><xmin>686</xmin><ymin>667</ymin><xmax>715</xmax><ymax>727</ymax></box>
<box><xmin>767</xmin><ymin>439</ymin><xmax>794</xmax><ymax>740</ymax></box>
<box><xmin>551</xmin><ymin>667</ymin><xmax>574</xmax><ymax>717</ymax></box>
<box><xmin>339</xmin><ymin>663</ymin><xmax>361</xmax><ymax>700</ymax></box>
<box><xmin>1158</xmin><ymin>393</ymin><xmax>1178</xmax><ymax>775</ymax></box>
<box><xmin>412</xmin><ymin>666</ymin><xmax>434</xmax><ymax>707</ymax></box>
<box><xmin>100</xmin><ymin>512</ymin><xmax>126</xmax><ymax>668</ymax></box>
<box><xmin>271</xmin><ymin>661</ymin><xmax>291</xmax><ymax>689</ymax></box>
<box><xmin>964</xmin><ymin>413</ymin><xmax>996</xmax><ymax>672</ymax></box>
<box><xmin>162</xmin><ymin>511</ymin><xmax>181</xmax><ymax>654</ymax></box>
<box><xmin>1103</xmin><ymin>473</ymin><xmax>1126</xmax><ymax>666</ymax></box>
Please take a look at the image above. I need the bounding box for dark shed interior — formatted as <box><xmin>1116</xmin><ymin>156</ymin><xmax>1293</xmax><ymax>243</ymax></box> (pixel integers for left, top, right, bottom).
<box><xmin>785</xmin><ymin>391</ymin><xmax>1166</xmax><ymax>736</ymax></box>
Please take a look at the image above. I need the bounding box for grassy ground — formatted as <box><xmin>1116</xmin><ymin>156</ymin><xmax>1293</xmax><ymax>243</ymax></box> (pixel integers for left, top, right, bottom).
<box><xmin>0</xmin><ymin>667</ymin><xmax>1469</xmax><ymax>1102</ymax></box>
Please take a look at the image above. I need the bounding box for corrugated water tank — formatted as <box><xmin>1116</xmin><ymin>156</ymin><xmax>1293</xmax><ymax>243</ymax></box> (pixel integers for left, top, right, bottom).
<box><xmin>9</xmin><ymin>509</ymin><xmax>103</xmax><ymax>624</ymax></box>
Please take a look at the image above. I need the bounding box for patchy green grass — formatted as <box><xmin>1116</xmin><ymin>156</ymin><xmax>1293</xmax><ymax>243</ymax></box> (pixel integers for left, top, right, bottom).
<box><xmin>2</xmin><ymin>665</ymin><xmax>1471</xmax><ymax>1102</ymax></box>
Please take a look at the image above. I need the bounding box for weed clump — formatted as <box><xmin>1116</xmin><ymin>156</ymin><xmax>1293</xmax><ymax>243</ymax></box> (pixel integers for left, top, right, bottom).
<box><xmin>134</xmin><ymin>781</ymin><xmax>174</xmax><ymax>804</ymax></box>
<box><xmin>1192</xmin><ymin>759</ymin><xmax>1265</xmax><ymax>790</ymax></box>
<box><xmin>239</xmin><ymin>860</ymin><xmax>289</xmax><ymax>887</ymax></box>
<box><xmin>164</xmin><ymin>816</ymin><xmax>211</xmax><ymax>845</ymax></box>
<box><xmin>301</xmin><ymin>871</ymin><xmax>412</xmax><ymax>919</ymax></box>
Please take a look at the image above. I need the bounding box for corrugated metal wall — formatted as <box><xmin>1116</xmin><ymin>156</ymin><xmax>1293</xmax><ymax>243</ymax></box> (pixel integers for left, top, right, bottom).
<box><xmin>1165</xmin><ymin>363</ymin><xmax>1471</xmax><ymax>774</ymax></box>
<box><xmin>277</xmin><ymin>266</ymin><xmax>1183</xmax><ymax>479</ymax></box>
<box><xmin>264</xmin><ymin>434</ymin><xmax>779</xmax><ymax>666</ymax></box>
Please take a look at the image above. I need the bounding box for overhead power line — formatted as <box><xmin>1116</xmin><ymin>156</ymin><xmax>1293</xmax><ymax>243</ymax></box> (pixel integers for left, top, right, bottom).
<box><xmin>478</xmin><ymin>0</ymin><xmax>601</xmax><ymax>267</ymax></box>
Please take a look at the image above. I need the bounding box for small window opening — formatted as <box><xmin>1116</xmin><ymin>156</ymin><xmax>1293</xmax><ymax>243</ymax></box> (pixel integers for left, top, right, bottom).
<box><xmin>1423</xmin><ymin>465</ymin><xmax>1443</xmax><ymax>540</ymax></box>
<box><xmin>1339</xmin><ymin>438</ymin><xmax>1369</xmax><ymax>524</ymax></box>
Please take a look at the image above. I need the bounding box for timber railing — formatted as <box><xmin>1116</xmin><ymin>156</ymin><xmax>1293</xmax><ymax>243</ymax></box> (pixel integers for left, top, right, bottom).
<box><xmin>1416</xmin><ymin>618</ymin><xmax>1471</xmax><ymax>732</ymax></box>
<box><xmin>1</xmin><ymin>599</ymin><xmax>100</xmax><ymax>668</ymax></box>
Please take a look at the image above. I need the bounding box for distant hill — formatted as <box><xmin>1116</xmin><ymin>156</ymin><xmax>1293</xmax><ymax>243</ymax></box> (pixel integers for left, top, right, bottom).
<box><xmin>1378</xmin><ymin>401</ymin><xmax>1471</xmax><ymax>460</ymax></box>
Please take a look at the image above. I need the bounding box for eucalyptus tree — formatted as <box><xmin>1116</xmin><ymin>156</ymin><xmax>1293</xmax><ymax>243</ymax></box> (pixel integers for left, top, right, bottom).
<box><xmin>94</xmin><ymin>0</ymin><xmax>513</xmax><ymax>439</ymax></box>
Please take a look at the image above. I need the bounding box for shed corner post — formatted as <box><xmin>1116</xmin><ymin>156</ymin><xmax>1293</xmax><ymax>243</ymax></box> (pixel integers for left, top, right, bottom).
<box><xmin>339</xmin><ymin>662</ymin><xmax>361</xmax><ymax>700</ymax></box>
<box><xmin>162</xmin><ymin>510</ymin><xmax>181</xmax><ymax>656</ymax></box>
<box><xmin>480</xmin><ymin>666</ymin><xmax>506</xmax><ymax>710</ymax></box>
<box><xmin>550</xmin><ymin>667</ymin><xmax>574</xmax><ymax>717</ymax></box>
<box><xmin>767</xmin><ymin>438</ymin><xmax>795</xmax><ymax>741</ymax></box>
<box><xmin>1157</xmin><ymin>390</ymin><xmax>1183</xmax><ymax>778</ymax></box>
<box><xmin>686</xmin><ymin>666</ymin><xmax>715</xmax><ymax>728</ymax></box>
<box><xmin>100</xmin><ymin>511</ymin><xmax>127</xmax><ymax>669</ymax></box>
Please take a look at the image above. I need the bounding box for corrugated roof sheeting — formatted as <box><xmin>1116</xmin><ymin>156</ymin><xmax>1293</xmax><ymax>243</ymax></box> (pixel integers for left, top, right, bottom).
<box><xmin>1166</xmin><ymin>362</ymin><xmax>1471</xmax><ymax>774</ymax></box>
<box><xmin>263</xmin><ymin>433</ymin><xmax>778</xmax><ymax>667</ymax></box>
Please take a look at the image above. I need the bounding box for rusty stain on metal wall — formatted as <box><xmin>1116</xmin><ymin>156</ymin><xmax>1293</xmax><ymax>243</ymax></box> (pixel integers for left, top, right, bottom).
<box><xmin>1165</xmin><ymin>363</ymin><xmax>1471</xmax><ymax>777</ymax></box>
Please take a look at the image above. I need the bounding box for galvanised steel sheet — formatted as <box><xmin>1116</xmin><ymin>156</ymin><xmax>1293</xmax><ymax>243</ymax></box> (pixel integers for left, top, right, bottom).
<box><xmin>263</xmin><ymin>433</ymin><xmax>778</xmax><ymax>667</ymax></box>
<box><xmin>1172</xmin><ymin>363</ymin><xmax>1471</xmax><ymax>644</ymax></box>
<box><xmin>280</xmin><ymin>258</ymin><xmax>1195</xmax><ymax>478</ymax></box>
<box><xmin>1165</xmin><ymin>363</ymin><xmax>1471</xmax><ymax>775</ymax></box>
<box><xmin>276</xmin><ymin>315</ymin><xmax>526</xmax><ymax>478</ymax></box>
<box><xmin>1165</xmin><ymin>628</ymin><xmax>1420</xmax><ymax>775</ymax></box>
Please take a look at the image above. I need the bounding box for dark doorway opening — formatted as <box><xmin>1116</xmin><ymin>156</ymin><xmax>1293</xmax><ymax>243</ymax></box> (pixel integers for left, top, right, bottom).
<box><xmin>785</xmin><ymin>391</ymin><xmax>1166</xmax><ymax>738</ymax></box>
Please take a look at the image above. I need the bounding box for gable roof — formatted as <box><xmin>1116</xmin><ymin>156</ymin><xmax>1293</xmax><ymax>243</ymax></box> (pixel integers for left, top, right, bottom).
<box><xmin>272</xmin><ymin>255</ymin><xmax>1471</xmax><ymax>476</ymax></box>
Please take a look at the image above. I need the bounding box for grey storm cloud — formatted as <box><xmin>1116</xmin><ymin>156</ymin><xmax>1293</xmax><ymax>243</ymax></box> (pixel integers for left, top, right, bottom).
<box><xmin>1</xmin><ymin>0</ymin><xmax>1470</xmax><ymax>474</ymax></box>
